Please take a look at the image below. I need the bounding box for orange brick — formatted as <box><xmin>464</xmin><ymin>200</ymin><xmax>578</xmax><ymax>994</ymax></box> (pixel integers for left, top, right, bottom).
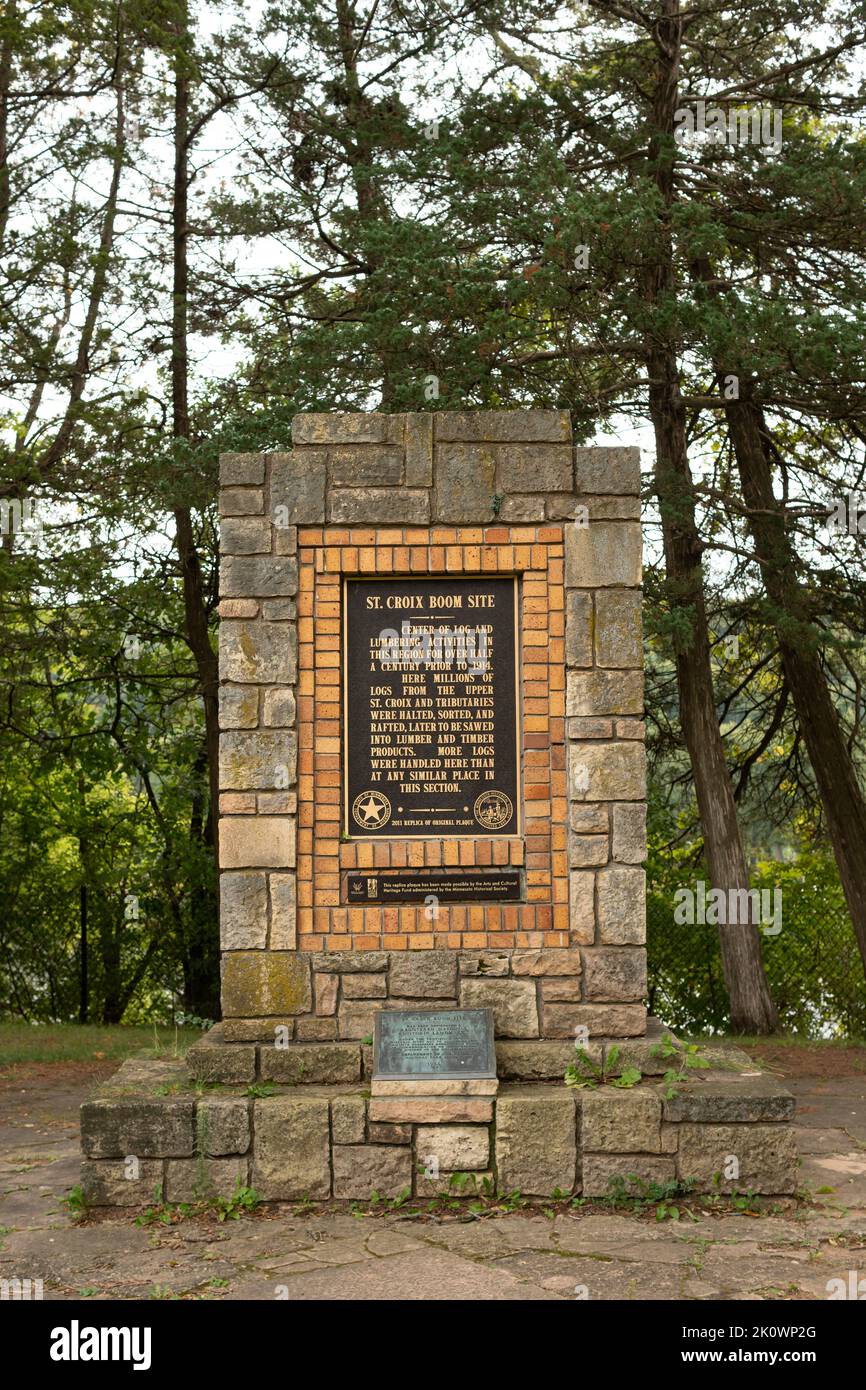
<box><xmin>298</xmin><ymin>528</ymin><xmax>323</xmax><ymax>545</ymax></box>
<box><xmin>410</xmin><ymin>546</ymin><xmax>427</xmax><ymax>572</ymax></box>
<box><xmin>383</xmin><ymin>934</ymin><xmax>408</xmax><ymax>950</ymax></box>
<box><xmin>376</xmin><ymin>547</ymin><xmax>393</xmax><ymax>571</ymax></box>
<box><xmin>393</xmin><ymin>546</ymin><xmax>410</xmax><ymax>572</ymax></box>
<box><xmin>341</xmin><ymin>546</ymin><xmax>358</xmax><ymax>571</ymax></box>
<box><xmin>432</xmin><ymin>528</ymin><xmax>457</xmax><ymax>544</ymax></box>
<box><xmin>445</xmin><ymin>545</ymin><xmax>463</xmax><ymax>571</ymax></box>
<box><xmin>359</xmin><ymin>547</ymin><xmax>376</xmax><ymax>572</ymax></box>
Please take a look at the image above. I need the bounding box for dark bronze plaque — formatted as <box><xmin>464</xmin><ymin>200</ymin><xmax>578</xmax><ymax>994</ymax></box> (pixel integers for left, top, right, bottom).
<box><xmin>345</xmin><ymin>870</ymin><xmax>522</xmax><ymax>903</ymax></box>
<box><xmin>342</xmin><ymin>576</ymin><xmax>520</xmax><ymax>837</ymax></box>
<box><xmin>373</xmin><ymin>1008</ymin><xmax>496</xmax><ymax>1080</ymax></box>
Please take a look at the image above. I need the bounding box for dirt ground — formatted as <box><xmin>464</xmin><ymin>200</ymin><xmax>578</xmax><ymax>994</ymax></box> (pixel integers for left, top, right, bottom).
<box><xmin>1</xmin><ymin>1046</ymin><xmax>864</xmax><ymax>1301</ymax></box>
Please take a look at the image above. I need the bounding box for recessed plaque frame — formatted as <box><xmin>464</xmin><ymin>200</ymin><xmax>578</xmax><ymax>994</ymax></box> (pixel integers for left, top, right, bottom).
<box><xmin>373</xmin><ymin>1007</ymin><xmax>496</xmax><ymax>1081</ymax></box>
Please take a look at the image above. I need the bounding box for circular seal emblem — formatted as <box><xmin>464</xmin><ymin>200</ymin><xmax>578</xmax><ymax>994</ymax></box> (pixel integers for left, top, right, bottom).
<box><xmin>474</xmin><ymin>790</ymin><xmax>513</xmax><ymax>830</ymax></box>
<box><xmin>351</xmin><ymin>790</ymin><xmax>391</xmax><ymax>830</ymax></box>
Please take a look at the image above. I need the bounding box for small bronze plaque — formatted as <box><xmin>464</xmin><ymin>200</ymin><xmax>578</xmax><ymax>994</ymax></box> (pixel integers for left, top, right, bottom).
<box><xmin>374</xmin><ymin>1008</ymin><xmax>496</xmax><ymax>1080</ymax></box>
<box><xmin>345</xmin><ymin>871</ymin><xmax>522</xmax><ymax>904</ymax></box>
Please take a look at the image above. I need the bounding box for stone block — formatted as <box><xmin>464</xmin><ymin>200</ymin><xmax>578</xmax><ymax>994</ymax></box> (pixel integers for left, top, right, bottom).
<box><xmin>663</xmin><ymin>1076</ymin><xmax>795</xmax><ymax>1124</ymax></box>
<box><xmin>611</xmin><ymin>803</ymin><xmax>647</xmax><ymax>864</ymax></box>
<box><xmin>331</xmin><ymin>1094</ymin><xmax>367</xmax><ymax>1144</ymax></box>
<box><xmin>221</xmin><ymin>951</ymin><xmax>310</xmax><ymax>1016</ymax></box>
<box><xmin>388</xmin><ymin>950</ymin><xmax>457</xmax><ymax>998</ymax></box>
<box><xmin>295</xmin><ymin>1017</ymin><xmax>337</xmax><ymax>1041</ymax></box>
<box><xmin>496</xmin><ymin>444</ymin><xmax>572</xmax><ymax>493</ymax></box>
<box><xmin>332</xmin><ymin>1145</ymin><xmax>413</xmax><ymax>1199</ymax></box>
<box><xmin>195</xmin><ymin>1098</ymin><xmax>250</xmax><ymax>1156</ymax></box>
<box><xmin>581</xmin><ymin>1089</ymin><xmax>662</xmax><ymax>1153</ymax></box>
<box><xmin>164</xmin><ymin>1156</ymin><xmax>249</xmax><ymax>1202</ymax></box>
<box><xmin>405</xmin><ymin>413</ymin><xmax>433</xmax><ymax>486</ymax></box>
<box><xmin>219</xmin><ymin>730</ymin><xmax>296</xmax><ymax>791</ymax></box>
<box><xmin>313</xmin><ymin>952</ymin><xmax>388</xmax><ymax>973</ymax></box>
<box><xmin>496</xmin><ymin>1040</ymin><xmax>600</xmax><ymax>1080</ymax></box>
<box><xmin>80</xmin><ymin>1098</ymin><xmax>195</xmax><ymax>1159</ymax></box>
<box><xmin>568</xmin><ymin>835</ymin><xmax>609</xmax><ymax>867</ymax></box>
<box><xmin>582</xmin><ymin>947</ymin><xmax>646</xmax><ymax>1002</ymax></box>
<box><xmin>574</xmin><ymin>446</ymin><xmax>641</xmax><ymax>495</ymax></box>
<box><xmin>219</xmin><ymin>817</ymin><xmax>296</xmax><ymax>869</ymax></box>
<box><xmin>435</xmin><ymin>410</ymin><xmax>570</xmax><ymax>442</ymax></box>
<box><xmin>269</xmin><ymin>873</ymin><xmax>297</xmax><ymax>948</ymax></box>
<box><xmin>186</xmin><ymin>1032</ymin><xmax>256</xmax><ymax>1085</ymax></box>
<box><xmin>676</xmin><ymin>1123</ymin><xmax>798</xmax><ymax>1194</ymax></box>
<box><xmin>368</xmin><ymin>1122</ymin><xmax>412</xmax><ymax>1144</ymax></box>
<box><xmin>263</xmin><ymin>688</ymin><xmax>296</xmax><ymax>728</ymax></box>
<box><xmin>568</xmin><ymin>870</ymin><xmax>596</xmax><ymax>943</ymax></box>
<box><xmin>596</xmin><ymin>866</ymin><xmax>646</xmax><ymax>944</ymax></box>
<box><xmin>540</xmin><ymin>977</ymin><xmax>581</xmax><ymax>1001</ymax></box>
<box><xmin>499</xmin><ymin>495</ymin><xmax>546</xmax><ymax>522</ymax></box>
<box><xmin>368</xmin><ymin>1098</ymin><xmax>494</xmax><ymax>1124</ymax></box>
<box><xmin>260</xmin><ymin>1042</ymin><xmax>361</xmax><ymax>1084</ymax></box>
<box><xmin>459</xmin><ymin>979</ymin><xmax>538</xmax><ymax>1038</ymax></box>
<box><xmin>220</xmin><ymin>554</ymin><xmax>297</xmax><ymax>598</ymax></box>
<box><xmin>220</xmin><ymin>517</ymin><xmax>271</xmax><ymax>555</ymax></box>
<box><xmin>371</xmin><ymin>1078</ymin><xmax>498</xmax><ymax>1096</ymax></box>
<box><xmin>495</xmin><ymin>1090</ymin><xmax>577</xmax><ymax>1196</ymax></box>
<box><xmin>80</xmin><ymin>1158</ymin><xmax>165</xmax><ymax>1207</ymax></box>
<box><xmin>458</xmin><ymin>953</ymin><xmax>509</xmax><ymax>976</ymax></box>
<box><xmin>220</xmin><ymin>452</ymin><xmax>266</xmax><ymax>487</ymax></box>
<box><xmin>416</xmin><ymin>1125</ymin><xmax>490</xmax><ymax>1170</ymax></box>
<box><xmin>568</xmin><ymin>742</ymin><xmax>646</xmax><ymax>801</ymax></box>
<box><xmin>541</xmin><ymin>1002</ymin><xmax>646</xmax><ymax>1038</ymax></box>
<box><xmin>433</xmin><ymin>443</ymin><xmax>496</xmax><ymax>522</ymax></box>
<box><xmin>570</xmin><ymin>804</ymin><xmax>609</xmax><ymax>834</ymax></box>
<box><xmin>329</xmin><ymin>446</ymin><xmax>403</xmax><ymax>485</ymax></box>
<box><xmin>252</xmin><ymin>1096</ymin><xmax>330</xmax><ymax>1199</ymax></box>
<box><xmin>595</xmin><ymin>590</ymin><xmax>643</xmax><ymax>668</ymax></box>
<box><xmin>219</xmin><ymin>872</ymin><xmax>268</xmax><ymax>950</ymax></box>
<box><xmin>218</xmin><ymin>684</ymin><xmax>259</xmax><ymax>729</ymax></box>
<box><xmin>510</xmin><ymin>949</ymin><xmax>582</xmax><ymax>977</ymax></box>
<box><xmin>341</xmin><ymin>974</ymin><xmax>387</xmax><ymax>999</ymax></box>
<box><xmin>220</xmin><ymin>488</ymin><xmax>264</xmax><ymax>516</ymax></box>
<box><xmin>294</xmin><ymin>412</ymin><xmax>388</xmax><ymax>445</ymax></box>
<box><xmin>269</xmin><ymin>451</ymin><xmax>326</xmax><ymax>525</ymax></box>
<box><xmin>565</xmin><ymin>520</ymin><xmax>642</xmax><ymax>588</ymax></box>
<box><xmin>330</xmin><ymin>487</ymin><xmax>429</xmax><ymax>525</ymax></box>
<box><xmin>581</xmin><ymin>1154</ymin><xmax>675</xmax><ymax>1198</ymax></box>
<box><xmin>339</xmin><ymin>998</ymin><xmax>385</xmax><ymax>1039</ymax></box>
<box><xmin>219</xmin><ymin>620</ymin><xmax>297</xmax><ymax>685</ymax></box>
<box><xmin>314</xmin><ymin>972</ymin><xmax>339</xmax><ymax>1015</ymax></box>
<box><xmin>567</xmin><ymin>669</ymin><xmax>644</xmax><ymax>717</ymax></box>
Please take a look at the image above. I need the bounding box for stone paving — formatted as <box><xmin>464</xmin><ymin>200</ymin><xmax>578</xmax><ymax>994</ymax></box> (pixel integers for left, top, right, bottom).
<box><xmin>1</xmin><ymin>1064</ymin><xmax>864</xmax><ymax>1301</ymax></box>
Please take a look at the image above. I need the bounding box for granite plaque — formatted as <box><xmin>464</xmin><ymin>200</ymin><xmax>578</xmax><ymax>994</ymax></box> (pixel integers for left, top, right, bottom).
<box><xmin>373</xmin><ymin>1008</ymin><xmax>496</xmax><ymax>1080</ymax></box>
<box><xmin>343</xmin><ymin>576</ymin><xmax>520</xmax><ymax>837</ymax></box>
<box><xmin>345</xmin><ymin>870</ymin><xmax>522</xmax><ymax>903</ymax></box>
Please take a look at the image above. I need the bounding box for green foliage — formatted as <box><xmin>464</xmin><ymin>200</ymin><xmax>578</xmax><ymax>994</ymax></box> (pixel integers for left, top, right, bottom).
<box><xmin>565</xmin><ymin>1045</ymin><xmax>642</xmax><ymax>1090</ymax></box>
<box><xmin>213</xmin><ymin>1179</ymin><xmax>261</xmax><ymax>1223</ymax></box>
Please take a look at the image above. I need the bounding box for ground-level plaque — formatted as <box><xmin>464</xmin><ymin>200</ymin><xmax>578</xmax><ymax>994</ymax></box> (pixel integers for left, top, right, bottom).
<box><xmin>343</xmin><ymin>575</ymin><xmax>520</xmax><ymax>837</ymax></box>
<box><xmin>345</xmin><ymin>870</ymin><xmax>522</xmax><ymax>904</ymax></box>
<box><xmin>373</xmin><ymin>1008</ymin><xmax>496</xmax><ymax>1080</ymax></box>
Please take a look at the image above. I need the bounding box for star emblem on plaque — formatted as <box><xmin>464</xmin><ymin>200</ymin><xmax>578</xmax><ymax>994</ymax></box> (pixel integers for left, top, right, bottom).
<box><xmin>352</xmin><ymin>790</ymin><xmax>391</xmax><ymax>829</ymax></box>
<box><xmin>473</xmin><ymin>790</ymin><xmax>513</xmax><ymax>830</ymax></box>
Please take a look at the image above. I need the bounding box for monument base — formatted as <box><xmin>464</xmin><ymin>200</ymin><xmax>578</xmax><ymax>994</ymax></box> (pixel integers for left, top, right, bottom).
<box><xmin>79</xmin><ymin>1021</ymin><xmax>798</xmax><ymax>1205</ymax></box>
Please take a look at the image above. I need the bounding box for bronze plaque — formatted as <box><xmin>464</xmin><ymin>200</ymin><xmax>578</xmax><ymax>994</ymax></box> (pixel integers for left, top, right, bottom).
<box><xmin>345</xmin><ymin>870</ymin><xmax>522</xmax><ymax>903</ymax></box>
<box><xmin>373</xmin><ymin>1008</ymin><xmax>496</xmax><ymax>1080</ymax></box>
<box><xmin>343</xmin><ymin>576</ymin><xmax>520</xmax><ymax>837</ymax></box>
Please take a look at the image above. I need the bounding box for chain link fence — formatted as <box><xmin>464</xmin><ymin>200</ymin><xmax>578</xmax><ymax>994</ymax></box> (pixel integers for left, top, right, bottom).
<box><xmin>648</xmin><ymin>888</ymin><xmax>866</xmax><ymax>1038</ymax></box>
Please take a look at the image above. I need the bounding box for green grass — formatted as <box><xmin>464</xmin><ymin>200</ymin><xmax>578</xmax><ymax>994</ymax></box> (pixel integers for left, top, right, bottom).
<box><xmin>685</xmin><ymin>1033</ymin><xmax>866</xmax><ymax>1049</ymax></box>
<box><xmin>0</xmin><ymin>1021</ymin><xmax>204</xmax><ymax>1067</ymax></box>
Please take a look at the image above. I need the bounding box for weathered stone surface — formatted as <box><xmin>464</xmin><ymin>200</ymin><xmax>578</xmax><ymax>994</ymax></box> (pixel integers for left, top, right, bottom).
<box><xmin>497</xmin><ymin>444</ymin><xmax>572</xmax><ymax>493</ymax></box>
<box><xmin>416</xmin><ymin>1125</ymin><xmax>490</xmax><ymax>1170</ymax></box>
<box><xmin>615</xmin><ymin>718</ymin><xmax>645</xmax><ymax>740</ymax></box>
<box><xmin>219</xmin><ymin>816</ymin><xmax>296</xmax><ymax>869</ymax></box>
<box><xmin>499</xmin><ymin>495</ymin><xmax>546</xmax><ymax>522</ymax></box>
<box><xmin>220</xmin><ymin>487</ymin><xmax>264</xmax><ymax>516</ymax></box>
<box><xmin>220</xmin><ymin>517</ymin><xmax>271</xmax><ymax>555</ymax></box>
<box><xmin>495</xmin><ymin>1090</ymin><xmax>577</xmax><ymax>1196</ymax></box>
<box><xmin>435</xmin><ymin>410</ymin><xmax>570</xmax><ymax>443</ymax></box>
<box><xmin>584</xmin><ymin>494</ymin><xmax>641</xmax><ymax>520</ymax></box>
<box><xmin>220</xmin><ymin>452</ymin><xmax>266</xmax><ymax>487</ymax></box>
<box><xmin>371</xmin><ymin>1078</ymin><xmax>498</xmax><ymax>1096</ymax></box>
<box><xmin>341</xmin><ymin>974</ymin><xmax>387</xmax><ymax>999</ymax></box>
<box><xmin>263</xmin><ymin>688</ymin><xmax>296</xmax><ymax>728</ymax></box>
<box><xmin>568</xmin><ymin>742</ymin><xmax>646</xmax><ymax>801</ymax></box>
<box><xmin>368</xmin><ymin>1098</ymin><xmax>493</xmax><ymax>1124</ymax></box>
<box><xmin>221</xmin><ymin>951</ymin><xmax>311</xmax><ymax>1017</ymax></box>
<box><xmin>81</xmin><ymin>1098</ymin><xmax>195</xmax><ymax>1159</ymax></box>
<box><xmin>567</xmin><ymin>669</ymin><xmax>644</xmax><ymax>717</ymax></box>
<box><xmin>269</xmin><ymin>451</ymin><xmax>326</xmax><ymax>525</ymax></box>
<box><xmin>433</xmin><ymin>443</ymin><xmax>496</xmax><ymax>522</ymax></box>
<box><xmin>496</xmin><ymin>1040</ymin><xmax>600</xmax><ymax>1080</ymax></box>
<box><xmin>338</xmin><ymin>999</ymin><xmax>384</xmax><ymax>1039</ymax></box>
<box><xmin>595</xmin><ymin>590</ymin><xmax>643</xmax><ymax>668</ymax></box>
<box><xmin>568</xmin><ymin>870</ymin><xmax>596</xmax><ymax>943</ymax></box>
<box><xmin>570</xmin><ymin>803</ymin><xmax>609</xmax><ymax>834</ymax></box>
<box><xmin>565</xmin><ymin>520</ymin><xmax>642</xmax><ymax>588</ymax></box>
<box><xmin>568</xmin><ymin>717</ymin><xmax>613</xmax><ymax>738</ymax></box>
<box><xmin>261</xmin><ymin>598</ymin><xmax>296</xmax><ymax>620</ymax></box>
<box><xmin>313</xmin><ymin>952</ymin><xmax>388</xmax><ymax>974</ymax></box>
<box><xmin>218</xmin><ymin>684</ymin><xmax>259</xmax><ymax>729</ymax></box>
<box><xmin>581</xmin><ymin>1154</ymin><xmax>675</xmax><ymax>1198</ymax></box>
<box><xmin>389</xmin><ymin>950</ymin><xmax>457</xmax><ymax>998</ymax></box>
<box><xmin>541</xmin><ymin>1003</ymin><xmax>646</xmax><ymax>1038</ymax></box>
<box><xmin>259</xmin><ymin>1042</ymin><xmax>361</xmax><ymax>1084</ymax></box>
<box><xmin>223</xmin><ymin>1018</ymin><xmax>297</xmax><ymax>1041</ymax></box>
<box><xmin>332</xmin><ymin>1145</ymin><xmax>413</xmax><ymax>1199</ymax></box>
<box><xmin>405</xmin><ymin>413</ymin><xmax>433</xmax><ymax>486</ymax></box>
<box><xmin>511</xmin><ymin>949</ymin><xmax>583</xmax><ymax>977</ymax></box>
<box><xmin>314</xmin><ymin>972</ymin><xmax>339</xmax><ymax>1015</ymax></box>
<box><xmin>568</xmin><ymin>835</ymin><xmax>609</xmax><ymax>867</ymax></box>
<box><xmin>252</xmin><ymin>1096</ymin><xmax>330</xmax><ymax>1199</ymax></box>
<box><xmin>269</xmin><ymin>873</ymin><xmax>296</xmax><ymax>949</ymax></box>
<box><xmin>195</xmin><ymin>1098</ymin><xmax>250</xmax><ymax>1156</ymax></box>
<box><xmin>663</xmin><ymin>1076</ymin><xmax>795</xmax><ymax>1124</ymax></box>
<box><xmin>295</xmin><ymin>1016</ymin><xmax>338</xmax><ymax>1041</ymax></box>
<box><xmin>219</xmin><ymin>872</ymin><xmax>268</xmax><ymax>950</ymax></box>
<box><xmin>458</xmin><ymin>952</ymin><xmax>509</xmax><ymax>976</ymax></box>
<box><xmin>611</xmin><ymin>802</ymin><xmax>647</xmax><ymax>864</ymax></box>
<box><xmin>367</xmin><ymin>1122</ymin><xmax>412</xmax><ymax>1144</ymax></box>
<box><xmin>330</xmin><ymin>487</ymin><xmax>429</xmax><ymax>525</ymax></box>
<box><xmin>540</xmin><ymin>977</ymin><xmax>581</xmax><ymax>1001</ymax></box>
<box><xmin>80</xmin><ymin>1158</ymin><xmax>164</xmax><ymax>1207</ymax></box>
<box><xmin>294</xmin><ymin>412</ymin><xmax>388</xmax><ymax>445</ymax></box>
<box><xmin>596</xmin><ymin>866</ymin><xmax>646</xmax><ymax>944</ymax></box>
<box><xmin>574</xmin><ymin>446</ymin><xmax>641</xmax><ymax>496</ymax></box>
<box><xmin>676</xmin><ymin>1122</ymin><xmax>799</xmax><ymax>1194</ymax></box>
<box><xmin>219</xmin><ymin>620</ymin><xmax>297</xmax><ymax>685</ymax></box>
<box><xmin>164</xmin><ymin>1156</ymin><xmax>249</xmax><ymax>1202</ymax></box>
<box><xmin>330</xmin><ymin>1094</ymin><xmax>367</xmax><ymax>1144</ymax></box>
<box><xmin>459</xmin><ymin>979</ymin><xmax>538</xmax><ymax>1038</ymax></box>
<box><xmin>582</xmin><ymin>947</ymin><xmax>646</xmax><ymax>1002</ymax></box>
<box><xmin>219</xmin><ymin>730</ymin><xmax>296</xmax><ymax>791</ymax></box>
<box><xmin>186</xmin><ymin>1032</ymin><xmax>256</xmax><ymax>1085</ymax></box>
<box><xmin>220</xmin><ymin>554</ymin><xmax>297</xmax><ymax>598</ymax></box>
<box><xmin>329</xmin><ymin>446</ymin><xmax>403</xmax><ymax>485</ymax></box>
<box><xmin>581</xmin><ymin>1089</ymin><xmax>662</xmax><ymax>1154</ymax></box>
<box><xmin>274</xmin><ymin>523</ymin><xmax>297</xmax><ymax>556</ymax></box>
